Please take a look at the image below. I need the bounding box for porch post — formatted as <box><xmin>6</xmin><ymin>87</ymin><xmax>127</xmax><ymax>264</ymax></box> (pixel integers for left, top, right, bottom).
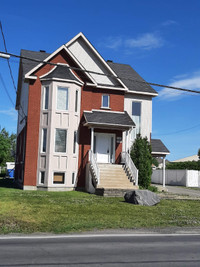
<box><xmin>125</xmin><ymin>130</ymin><xmax>128</xmax><ymax>153</ymax></box>
<box><xmin>162</xmin><ymin>156</ymin><xmax>166</xmax><ymax>187</ymax></box>
<box><xmin>91</xmin><ymin>128</ymin><xmax>94</xmax><ymax>153</ymax></box>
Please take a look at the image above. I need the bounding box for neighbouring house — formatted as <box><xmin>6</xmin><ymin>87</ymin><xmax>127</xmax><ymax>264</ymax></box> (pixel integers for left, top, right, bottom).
<box><xmin>15</xmin><ymin>32</ymin><xmax>169</xmax><ymax>193</ymax></box>
<box><xmin>172</xmin><ymin>155</ymin><xmax>199</xmax><ymax>162</ymax></box>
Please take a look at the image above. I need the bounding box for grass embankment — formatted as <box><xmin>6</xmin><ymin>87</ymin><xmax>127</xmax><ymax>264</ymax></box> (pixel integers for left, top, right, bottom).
<box><xmin>0</xmin><ymin>178</ymin><xmax>200</xmax><ymax>234</ymax></box>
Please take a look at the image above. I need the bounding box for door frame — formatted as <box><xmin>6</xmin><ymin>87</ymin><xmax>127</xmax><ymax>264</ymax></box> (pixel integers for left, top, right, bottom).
<box><xmin>94</xmin><ymin>133</ymin><xmax>115</xmax><ymax>163</ymax></box>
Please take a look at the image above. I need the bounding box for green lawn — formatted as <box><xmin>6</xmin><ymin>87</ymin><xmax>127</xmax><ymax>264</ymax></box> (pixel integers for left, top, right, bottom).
<box><xmin>0</xmin><ymin>179</ymin><xmax>200</xmax><ymax>234</ymax></box>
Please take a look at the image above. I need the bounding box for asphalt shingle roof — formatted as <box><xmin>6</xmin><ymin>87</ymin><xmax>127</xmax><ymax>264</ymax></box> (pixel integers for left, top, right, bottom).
<box><xmin>151</xmin><ymin>139</ymin><xmax>170</xmax><ymax>154</ymax></box>
<box><xmin>107</xmin><ymin>61</ymin><xmax>158</xmax><ymax>95</ymax></box>
<box><xmin>84</xmin><ymin>110</ymin><xmax>135</xmax><ymax>129</ymax></box>
<box><xmin>42</xmin><ymin>65</ymin><xmax>81</xmax><ymax>82</ymax></box>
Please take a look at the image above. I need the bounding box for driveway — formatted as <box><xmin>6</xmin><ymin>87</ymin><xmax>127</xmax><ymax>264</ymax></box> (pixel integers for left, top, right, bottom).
<box><xmin>166</xmin><ymin>186</ymin><xmax>200</xmax><ymax>198</ymax></box>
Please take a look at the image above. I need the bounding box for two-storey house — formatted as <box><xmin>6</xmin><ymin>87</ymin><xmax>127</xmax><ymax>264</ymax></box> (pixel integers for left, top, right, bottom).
<box><xmin>15</xmin><ymin>33</ymin><xmax>169</xmax><ymax>194</ymax></box>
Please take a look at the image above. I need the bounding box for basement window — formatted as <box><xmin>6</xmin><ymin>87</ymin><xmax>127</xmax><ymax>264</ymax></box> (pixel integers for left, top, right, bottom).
<box><xmin>53</xmin><ymin>172</ymin><xmax>65</xmax><ymax>184</ymax></box>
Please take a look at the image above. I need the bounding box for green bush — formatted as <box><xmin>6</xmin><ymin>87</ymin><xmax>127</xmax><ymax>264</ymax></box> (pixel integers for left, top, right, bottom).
<box><xmin>139</xmin><ymin>185</ymin><xmax>158</xmax><ymax>192</ymax></box>
<box><xmin>130</xmin><ymin>134</ymin><xmax>152</xmax><ymax>188</ymax></box>
<box><xmin>166</xmin><ymin>161</ymin><xmax>200</xmax><ymax>170</ymax></box>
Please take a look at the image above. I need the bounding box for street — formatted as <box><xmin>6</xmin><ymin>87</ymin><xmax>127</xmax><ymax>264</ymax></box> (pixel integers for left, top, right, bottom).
<box><xmin>0</xmin><ymin>233</ymin><xmax>200</xmax><ymax>266</ymax></box>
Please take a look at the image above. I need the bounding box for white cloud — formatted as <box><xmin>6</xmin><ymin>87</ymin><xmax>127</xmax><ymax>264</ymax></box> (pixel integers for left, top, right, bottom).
<box><xmin>162</xmin><ymin>20</ymin><xmax>178</xmax><ymax>27</ymax></box>
<box><xmin>159</xmin><ymin>72</ymin><xmax>200</xmax><ymax>100</ymax></box>
<box><xmin>125</xmin><ymin>33</ymin><xmax>164</xmax><ymax>50</ymax></box>
<box><xmin>104</xmin><ymin>37</ymin><xmax>122</xmax><ymax>49</ymax></box>
<box><xmin>0</xmin><ymin>108</ymin><xmax>17</xmax><ymax>120</ymax></box>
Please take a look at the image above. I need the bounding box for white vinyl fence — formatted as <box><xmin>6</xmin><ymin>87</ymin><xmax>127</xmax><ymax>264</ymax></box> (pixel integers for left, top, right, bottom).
<box><xmin>152</xmin><ymin>169</ymin><xmax>200</xmax><ymax>187</ymax></box>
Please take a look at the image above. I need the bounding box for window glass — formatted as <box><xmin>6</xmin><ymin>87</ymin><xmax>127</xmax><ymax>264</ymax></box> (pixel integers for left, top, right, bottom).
<box><xmin>73</xmin><ymin>131</ymin><xmax>77</xmax><ymax>154</ymax></box>
<box><xmin>53</xmin><ymin>173</ymin><xmax>65</xmax><ymax>184</ymax></box>
<box><xmin>131</xmin><ymin>102</ymin><xmax>141</xmax><ymax>140</ymax></box>
<box><xmin>102</xmin><ymin>95</ymin><xmax>109</xmax><ymax>108</ymax></box>
<box><xmin>57</xmin><ymin>87</ymin><xmax>68</xmax><ymax>110</ymax></box>
<box><xmin>75</xmin><ymin>90</ymin><xmax>78</xmax><ymax>112</ymax></box>
<box><xmin>43</xmin><ymin>86</ymin><xmax>49</xmax><ymax>110</ymax></box>
<box><xmin>42</xmin><ymin>129</ymin><xmax>47</xmax><ymax>152</ymax></box>
<box><xmin>55</xmin><ymin>129</ymin><xmax>67</xmax><ymax>152</ymax></box>
<box><xmin>40</xmin><ymin>171</ymin><xmax>45</xmax><ymax>184</ymax></box>
<box><xmin>72</xmin><ymin>172</ymin><xmax>75</xmax><ymax>184</ymax></box>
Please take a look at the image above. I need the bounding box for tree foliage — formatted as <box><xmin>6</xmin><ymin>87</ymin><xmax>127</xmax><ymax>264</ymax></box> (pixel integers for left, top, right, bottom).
<box><xmin>166</xmin><ymin>161</ymin><xmax>200</xmax><ymax>170</ymax></box>
<box><xmin>0</xmin><ymin>128</ymin><xmax>16</xmax><ymax>167</ymax></box>
<box><xmin>130</xmin><ymin>134</ymin><xmax>152</xmax><ymax>188</ymax></box>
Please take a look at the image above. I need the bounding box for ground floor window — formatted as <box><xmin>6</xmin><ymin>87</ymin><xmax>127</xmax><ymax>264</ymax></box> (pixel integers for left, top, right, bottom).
<box><xmin>72</xmin><ymin>172</ymin><xmax>75</xmax><ymax>185</ymax></box>
<box><xmin>53</xmin><ymin>172</ymin><xmax>65</xmax><ymax>184</ymax></box>
<box><xmin>40</xmin><ymin>171</ymin><xmax>45</xmax><ymax>184</ymax></box>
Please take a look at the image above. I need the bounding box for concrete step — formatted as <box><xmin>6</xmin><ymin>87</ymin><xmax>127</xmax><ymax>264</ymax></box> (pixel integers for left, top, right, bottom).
<box><xmin>96</xmin><ymin>187</ymin><xmax>138</xmax><ymax>197</ymax></box>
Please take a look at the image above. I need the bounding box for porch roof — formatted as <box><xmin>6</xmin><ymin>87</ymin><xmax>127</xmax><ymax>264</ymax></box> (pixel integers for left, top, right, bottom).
<box><xmin>84</xmin><ymin>110</ymin><xmax>135</xmax><ymax>130</ymax></box>
<box><xmin>151</xmin><ymin>139</ymin><xmax>170</xmax><ymax>157</ymax></box>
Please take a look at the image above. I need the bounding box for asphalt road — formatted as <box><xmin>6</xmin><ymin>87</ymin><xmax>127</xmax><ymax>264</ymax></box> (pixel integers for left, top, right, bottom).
<box><xmin>166</xmin><ymin>186</ymin><xmax>200</xmax><ymax>197</ymax></box>
<box><xmin>0</xmin><ymin>234</ymin><xmax>200</xmax><ymax>266</ymax></box>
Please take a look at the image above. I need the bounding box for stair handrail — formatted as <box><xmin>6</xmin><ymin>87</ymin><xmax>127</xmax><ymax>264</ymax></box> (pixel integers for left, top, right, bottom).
<box><xmin>89</xmin><ymin>150</ymin><xmax>100</xmax><ymax>184</ymax></box>
<box><xmin>121</xmin><ymin>151</ymin><xmax>138</xmax><ymax>186</ymax></box>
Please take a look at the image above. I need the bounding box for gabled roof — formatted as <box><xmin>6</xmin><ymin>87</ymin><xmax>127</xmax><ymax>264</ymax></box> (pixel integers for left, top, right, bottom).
<box><xmin>151</xmin><ymin>139</ymin><xmax>170</xmax><ymax>156</ymax></box>
<box><xmin>84</xmin><ymin>110</ymin><xmax>135</xmax><ymax>130</ymax></box>
<box><xmin>107</xmin><ymin>61</ymin><xmax>158</xmax><ymax>96</ymax></box>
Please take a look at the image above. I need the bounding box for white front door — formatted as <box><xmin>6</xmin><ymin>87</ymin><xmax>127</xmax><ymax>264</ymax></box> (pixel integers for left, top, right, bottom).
<box><xmin>95</xmin><ymin>133</ymin><xmax>115</xmax><ymax>163</ymax></box>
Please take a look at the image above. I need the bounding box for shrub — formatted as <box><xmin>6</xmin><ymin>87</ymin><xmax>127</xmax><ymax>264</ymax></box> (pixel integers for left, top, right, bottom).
<box><xmin>130</xmin><ymin>134</ymin><xmax>152</xmax><ymax>188</ymax></box>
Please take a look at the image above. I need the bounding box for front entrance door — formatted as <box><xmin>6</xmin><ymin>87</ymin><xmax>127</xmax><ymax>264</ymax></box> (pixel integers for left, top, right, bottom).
<box><xmin>95</xmin><ymin>133</ymin><xmax>115</xmax><ymax>163</ymax></box>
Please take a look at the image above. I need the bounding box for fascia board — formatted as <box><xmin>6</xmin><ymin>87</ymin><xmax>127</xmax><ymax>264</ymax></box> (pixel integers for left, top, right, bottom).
<box><xmin>126</xmin><ymin>90</ymin><xmax>158</xmax><ymax>97</ymax></box>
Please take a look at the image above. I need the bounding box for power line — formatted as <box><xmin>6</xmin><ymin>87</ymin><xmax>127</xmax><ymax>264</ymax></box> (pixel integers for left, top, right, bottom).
<box><xmin>154</xmin><ymin>123</ymin><xmax>200</xmax><ymax>136</ymax></box>
<box><xmin>0</xmin><ymin>73</ymin><xmax>15</xmax><ymax>107</ymax></box>
<box><xmin>0</xmin><ymin>21</ymin><xmax>26</xmax><ymax>119</ymax></box>
<box><xmin>1</xmin><ymin>50</ymin><xmax>200</xmax><ymax>95</ymax></box>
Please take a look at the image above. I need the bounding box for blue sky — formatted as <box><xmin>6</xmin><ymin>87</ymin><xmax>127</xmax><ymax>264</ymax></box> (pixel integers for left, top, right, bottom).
<box><xmin>0</xmin><ymin>0</ymin><xmax>200</xmax><ymax>161</ymax></box>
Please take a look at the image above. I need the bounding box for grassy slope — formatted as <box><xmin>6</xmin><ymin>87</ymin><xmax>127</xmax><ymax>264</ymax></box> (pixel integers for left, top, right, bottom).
<box><xmin>0</xmin><ymin>181</ymin><xmax>200</xmax><ymax>234</ymax></box>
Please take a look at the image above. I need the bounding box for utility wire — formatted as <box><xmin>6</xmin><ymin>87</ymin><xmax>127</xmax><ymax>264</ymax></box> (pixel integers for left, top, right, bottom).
<box><xmin>1</xmin><ymin>50</ymin><xmax>200</xmax><ymax>95</ymax></box>
<box><xmin>154</xmin><ymin>123</ymin><xmax>200</xmax><ymax>136</ymax></box>
<box><xmin>0</xmin><ymin>21</ymin><xmax>26</xmax><ymax>119</ymax></box>
<box><xmin>0</xmin><ymin>73</ymin><xmax>15</xmax><ymax>107</ymax></box>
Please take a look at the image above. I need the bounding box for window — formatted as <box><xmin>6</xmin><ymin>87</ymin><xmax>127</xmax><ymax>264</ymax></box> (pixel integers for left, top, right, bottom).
<box><xmin>53</xmin><ymin>172</ymin><xmax>65</xmax><ymax>184</ymax></box>
<box><xmin>41</xmin><ymin>129</ymin><xmax>47</xmax><ymax>152</ymax></box>
<box><xmin>43</xmin><ymin>86</ymin><xmax>49</xmax><ymax>110</ymax></box>
<box><xmin>131</xmin><ymin>102</ymin><xmax>141</xmax><ymax>140</ymax></box>
<box><xmin>73</xmin><ymin>131</ymin><xmax>77</xmax><ymax>154</ymax></box>
<box><xmin>40</xmin><ymin>171</ymin><xmax>45</xmax><ymax>184</ymax></box>
<box><xmin>57</xmin><ymin>87</ymin><xmax>68</xmax><ymax>110</ymax></box>
<box><xmin>72</xmin><ymin>172</ymin><xmax>75</xmax><ymax>185</ymax></box>
<box><xmin>55</xmin><ymin>129</ymin><xmax>67</xmax><ymax>153</ymax></box>
<box><xmin>102</xmin><ymin>94</ymin><xmax>110</xmax><ymax>108</ymax></box>
<box><xmin>75</xmin><ymin>90</ymin><xmax>78</xmax><ymax>112</ymax></box>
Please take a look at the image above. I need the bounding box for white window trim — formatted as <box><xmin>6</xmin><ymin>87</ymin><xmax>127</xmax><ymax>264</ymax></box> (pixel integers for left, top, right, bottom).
<box><xmin>101</xmin><ymin>94</ymin><xmax>110</xmax><ymax>109</ymax></box>
<box><xmin>41</xmin><ymin>128</ymin><xmax>47</xmax><ymax>153</ymax></box>
<box><xmin>56</xmin><ymin>86</ymin><xmax>69</xmax><ymax>111</ymax></box>
<box><xmin>54</xmin><ymin>128</ymin><xmax>67</xmax><ymax>154</ymax></box>
<box><xmin>131</xmin><ymin>100</ymin><xmax>142</xmax><ymax>141</ymax></box>
<box><xmin>43</xmin><ymin>86</ymin><xmax>49</xmax><ymax>110</ymax></box>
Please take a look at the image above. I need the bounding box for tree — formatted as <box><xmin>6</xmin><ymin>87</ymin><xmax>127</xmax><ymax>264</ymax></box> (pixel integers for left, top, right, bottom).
<box><xmin>130</xmin><ymin>134</ymin><xmax>152</xmax><ymax>188</ymax></box>
<box><xmin>0</xmin><ymin>128</ymin><xmax>16</xmax><ymax>167</ymax></box>
<box><xmin>152</xmin><ymin>157</ymin><xmax>159</xmax><ymax>167</ymax></box>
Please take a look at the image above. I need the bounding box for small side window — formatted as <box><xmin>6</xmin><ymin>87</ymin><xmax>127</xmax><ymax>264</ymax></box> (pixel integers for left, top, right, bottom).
<box><xmin>43</xmin><ymin>86</ymin><xmax>49</xmax><ymax>110</ymax></box>
<box><xmin>75</xmin><ymin>90</ymin><xmax>78</xmax><ymax>113</ymax></box>
<box><xmin>40</xmin><ymin>171</ymin><xmax>45</xmax><ymax>184</ymax></box>
<box><xmin>102</xmin><ymin>95</ymin><xmax>110</xmax><ymax>108</ymax></box>
<box><xmin>41</xmin><ymin>129</ymin><xmax>47</xmax><ymax>153</ymax></box>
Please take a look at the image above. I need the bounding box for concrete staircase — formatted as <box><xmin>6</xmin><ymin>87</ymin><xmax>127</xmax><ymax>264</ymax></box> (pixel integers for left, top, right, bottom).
<box><xmin>96</xmin><ymin>164</ymin><xmax>138</xmax><ymax>197</ymax></box>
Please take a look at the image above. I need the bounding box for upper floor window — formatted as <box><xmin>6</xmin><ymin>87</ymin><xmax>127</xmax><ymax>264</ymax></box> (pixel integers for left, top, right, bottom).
<box><xmin>43</xmin><ymin>86</ymin><xmax>49</xmax><ymax>110</ymax></box>
<box><xmin>55</xmin><ymin>129</ymin><xmax>67</xmax><ymax>153</ymax></box>
<box><xmin>75</xmin><ymin>90</ymin><xmax>78</xmax><ymax>113</ymax></box>
<box><xmin>102</xmin><ymin>94</ymin><xmax>110</xmax><ymax>108</ymax></box>
<box><xmin>131</xmin><ymin>101</ymin><xmax>141</xmax><ymax>140</ymax></box>
<box><xmin>57</xmin><ymin>87</ymin><xmax>68</xmax><ymax>110</ymax></box>
<box><xmin>41</xmin><ymin>128</ymin><xmax>47</xmax><ymax>153</ymax></box>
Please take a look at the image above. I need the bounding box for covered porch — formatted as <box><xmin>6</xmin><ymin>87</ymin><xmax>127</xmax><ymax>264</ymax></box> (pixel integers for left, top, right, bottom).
<box><xmin>83</xmin><ymin>110</ymin><xmax>138</xmax><ymax>194</ymax></box>
<box><xmin>151</xmin><ymin>139</ymin><xmax>170</xmax><ymax>188</ymax></box>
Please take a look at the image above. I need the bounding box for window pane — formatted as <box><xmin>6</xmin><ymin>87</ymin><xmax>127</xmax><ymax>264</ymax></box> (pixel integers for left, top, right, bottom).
<box><xmin>102</xmin><ymin>95</ymin><xmax>109</xmax><ymax>107</ymax></box>
<box><xmin>55</xmin><ymin>129</ymin><xmax>67</xmax><ymax>152</ymax></box>
<box><xmin>73</xmin><ymin>131</ymin><xmax>77</xmax><ymax>154</ymax></box>
<box><xmin>131</xmin><ymin>102</ymin><xmax>141</xmax><ymax>139</ymax></box>
<box><xmin>57</xmin><ymin>87</ymin><xmax>68</xmax><ymax>110</ymax></box>
<box><xmin>42</xmin><ymin>129</ymin><xmax>47</xmax><ymax>152</ymax></box>
<box><xmin>53</xmin><ymin>173</ymin><xmax>65</xmax><ymax>184</ymax></box>
<box><xmin>44</xmin><ymin>86</ymin><xmax>49</xmax><ymax>110</ymax></box>
<box><xmin>40</xmin><ymin>171</ymin><xmax>45</xmax><ymax>184</ymax></box>
<box><xmin>75</xmin><ymin>90</ymin><xmax>78</xmax><ymax>112</ymax></box>
<box><xmin>72</xmin><ymin>172</ymin><xmax>75</xmax><ymax>184</ymax></box>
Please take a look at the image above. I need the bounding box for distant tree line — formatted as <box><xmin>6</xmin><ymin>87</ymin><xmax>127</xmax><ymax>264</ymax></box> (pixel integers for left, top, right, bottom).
<box><xmin>0</xmin><ymin>128</ymin><xmax>16</xmax><ymax>167</ymax></box>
